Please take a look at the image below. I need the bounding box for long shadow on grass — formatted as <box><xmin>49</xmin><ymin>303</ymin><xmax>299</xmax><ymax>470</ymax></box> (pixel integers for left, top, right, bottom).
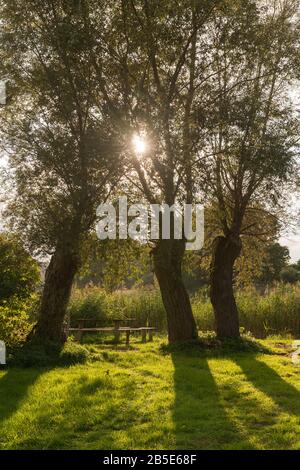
<box><xmin>234</xmin><ymin>355</ymin><xmax>300</xmax><ymax>418</ymax></box>
<box><xmin>10</xmin><ymin>373</ymin><xmax>140</xmax><ymax>449</ymax></box>
<box><xmin>0</xmin><ymin>368</ymin><xmax>42</xmax><ymax>424</ymax></box>
<box><xmin>171</xmin><ymin>353</ymin><xmax>253</xmax><ymax>450</ymax></box>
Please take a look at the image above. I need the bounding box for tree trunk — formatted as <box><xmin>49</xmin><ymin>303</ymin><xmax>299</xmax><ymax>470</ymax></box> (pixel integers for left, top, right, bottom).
<box><xmin>210</xmin><ymin>235</ymin><xmax>242</xmax><ymax>338</ymax></box>
<box><xmin>32</xmin><ymin>246</ymin><xmax>80</xmax><ymax>344</ymax></box>
<box><xmin>153</xmin><ymin>239</ymin><xmax>198</xmax><ymax>343</ymax></box>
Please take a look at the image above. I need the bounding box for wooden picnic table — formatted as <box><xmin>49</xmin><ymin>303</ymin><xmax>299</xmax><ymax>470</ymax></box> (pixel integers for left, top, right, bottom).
<box><xmin>67</xmin><ymin>318</ymin><xmax>156</xmax><ymax>345</ymax></box>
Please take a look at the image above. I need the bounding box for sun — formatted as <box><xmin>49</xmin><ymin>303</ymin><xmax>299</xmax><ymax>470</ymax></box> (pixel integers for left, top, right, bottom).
<box><xmin>132</xmin><ymin>133</ymin><xmax>147</xmax><ymax>155</ymax></box>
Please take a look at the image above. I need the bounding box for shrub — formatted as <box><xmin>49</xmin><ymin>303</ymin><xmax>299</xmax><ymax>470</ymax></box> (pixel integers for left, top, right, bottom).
<box><xmin>280</xmin><ymin>267</ymin><xmax>300</xmax><ymax>284</ymax></box>
<box><xmin>68</xmin><ymin>287</ymin><xmax>109</xmax><ymax>325</ymax></box>
<box><xmin>58</xmin><ymin>341</ymin><xmax>89</xmax><ymax>366</ymax></box>
<box><xmin>0</xmin><ymin>296</ymin><xmax>37</xmax><ymax>347</ymax></box>
<box><xmin>0</xmin><ymin>233</ymin><xmax>40</xmax><ymax>302</ymax></box>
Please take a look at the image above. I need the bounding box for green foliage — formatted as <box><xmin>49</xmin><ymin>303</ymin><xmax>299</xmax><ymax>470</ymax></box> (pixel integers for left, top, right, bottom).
<box><xmin>193</xmin><ymin>284</ymin><xmax>300</xmax><ymax>338</ymax></box>
<box><xmin>69</xmin><ymin>283</ymin><xmax>300</xmax><ymax>339</ymax></box>
<box><xmin>0</xmin><ymin>236</ymin><xmax>40</xmax><ymax>346</ymax></box>
<box><xmin>5</xmin><ymin>282</ymin><xmax>300</xmax><ymax>348</ymax></box>
<box><xmin>68</xmin><ymin>288</ymin><xmax>109</xmax><ymax>324</ymax></box>
<box><xmin>9</xmin><ymin>339</ymin><xmax>89</xmax><ymax>368</ymax></box>
<box><xmin>259</xmin><ymin>243</ymin><xmax>290</xmax><ymax>285</ymax></box>
<box><xmin>1</xmin><ymin>1</ymin><xmax>121</xmax><ymax>255</ymax></box>
<box><xmin>0</xmin><ymin>296</ymin><xmax>37</xmax><ymax>348</ymax></box>
<box><xmin>0</xmin><ymin>234</ymin><xmax>40</xmax><ymax>303</ymax></box>
<box><xmin>78</xmin><ymin>235</ymin><xmax>151</xmax><ymax>292</ymax></box>
<box><xmin>57</xmin><ymin>341</ymin><xmax>89</xmax><ymax>367</ymax></box>
<box><xmin>280</xmin><ymin>266</ymin><xmax>300</xmax><ymax>284</ymax></box>
<box><xmin>68</xmin><ymin>286</ymin><xmax>167</xmax><ymax>330</ymax></box>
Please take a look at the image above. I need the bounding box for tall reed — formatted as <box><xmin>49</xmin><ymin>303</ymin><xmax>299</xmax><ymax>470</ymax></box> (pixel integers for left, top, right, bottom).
<box><xmin>68</xmin><ymin>283</ymin><xmax>300</xmax><ymax>338</ymax></box>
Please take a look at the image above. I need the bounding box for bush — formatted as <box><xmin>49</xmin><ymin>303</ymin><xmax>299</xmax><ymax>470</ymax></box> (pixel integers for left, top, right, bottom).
<box><xmin>280</xmin><ymin>267</ymin><xmax>300</xmax><ymax>284</ymax></box>
<box><xmin>8</xmin><ymin>339</ymin><xmax>89</xmax><ymax>367</ymax></box>
<box><xmin>58</xmin><ymin>341</ymin><xmax>89</xmax><ymax>366</ymax></box>
<box><xmin>68</xmin><ymin>287</ymin><xmax>110</xmax><ymax>325</ymax></box>
<box><xmin>0</xmin><ymin>296</ymin><xmax>37</xmax><ymax>347</ymax></box>
<box><xmin>0</xmin><ymin>233</ymin><xmax>40</xmax><ymax>302</ymax></box>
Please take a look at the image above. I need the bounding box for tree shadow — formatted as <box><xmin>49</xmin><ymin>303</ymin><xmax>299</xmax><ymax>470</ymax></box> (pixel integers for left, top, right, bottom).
<box><xmin>234</xmin><ymin>354</ymin><xmax>300</xmax><ymax>417</ymax></box>
<box><xmin>0</xmin><ymin>368</ymin><xmax>42</xmax><ymax>425</ymax></box>
<box><xmin>171</xmin><ymin>352</ymin><xmax>254</xmax><ymax>449</ymax></box>
<box><xmin>5</xmin><ymin>372</ymin><xmax>143</xmax><ymax>449</ymax></box>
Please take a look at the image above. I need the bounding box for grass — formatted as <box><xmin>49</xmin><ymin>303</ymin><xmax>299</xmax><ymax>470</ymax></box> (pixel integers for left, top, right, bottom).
<box><xmin>1</xmin><ymin>336</ymin><xmax>300</xmax><ymax>450</ymax></box>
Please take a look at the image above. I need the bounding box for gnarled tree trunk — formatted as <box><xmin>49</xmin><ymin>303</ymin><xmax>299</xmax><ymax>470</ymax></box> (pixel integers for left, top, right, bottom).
<box><xmin>210</xmin><ymin>235</ymin><xmax>242</xmax><ymax>338</ymax></box>
<box><xmin>153</xmin><ymin>239</ymin><xmax>198</xmax><ymax>343</ymax></box>
<box><xmin>33</xmin><ymin>245</ymin><xmax>80</xmax><ymax>344</ymax></box>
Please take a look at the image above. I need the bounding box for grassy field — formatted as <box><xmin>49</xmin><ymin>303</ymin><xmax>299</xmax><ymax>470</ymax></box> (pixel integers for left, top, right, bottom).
<box><xmin>1</xmin><ymin>337</ymin><xmax>300</xmax><ymax>450</ymax></box>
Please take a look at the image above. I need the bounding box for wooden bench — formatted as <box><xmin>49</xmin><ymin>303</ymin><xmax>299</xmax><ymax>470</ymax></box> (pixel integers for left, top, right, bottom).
<box><xmin>67</xmin><ymin>318</ymin><xmax>156</xmax><ymax>345</ymax></box>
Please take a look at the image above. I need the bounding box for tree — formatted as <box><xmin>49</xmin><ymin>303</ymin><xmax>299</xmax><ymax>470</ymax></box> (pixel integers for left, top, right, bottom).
<box><xmin>197</xmin><ymin>205</ymin><xmax>281</xmax><ymax>289</ymax></box>
<box><xmin>295</xmin><ymin>259</ymin><xmax>300</xmax><ymax>271</ymax></box>
<box><xmin>194</xmin><ymin>0</ymin><xmax>299</xmax><ymax>337</ymax></box>
<box><xmin>280</xmin><ymin>266</ymin><xmax>300</xmax><ymax>284</ymax></box>
<box><xmin>89</xmin><ymin>0</ymin><xmax>220</xmax><ymax>342</ymax></box>
<box><xmin>1</xmin><ymin>0</ymin><xmax>121</xmax><ymax>343</ymax></box>
<box><xmin>0</xmin><ymin>233</ymin><xmax>40</xmax><ymax>302</ymax></box>
<box><xmin>259</xmin><ymin>242</ymin><xmax>290</xmax><ymax>285</ymax></box>
<box><xmin>1</xmin><ymin>0</ymin><xmax>298</xmax><ymax>346</ymax></box>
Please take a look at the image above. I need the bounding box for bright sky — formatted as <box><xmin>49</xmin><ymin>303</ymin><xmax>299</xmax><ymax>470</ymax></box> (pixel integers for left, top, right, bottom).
<box><xmin>283</xmin><ymin>87</ymin><xmax>300</xmax><ymax>262</ymax></box>
<box><xmin>280</xmin><ymin>195</ymin><xmax>300</xmax><ymax>262</ymax></box>
<box><xmin>281</xmin><ymin>234</ymin><xmax>300</xmax><ymax>262</ymax></box>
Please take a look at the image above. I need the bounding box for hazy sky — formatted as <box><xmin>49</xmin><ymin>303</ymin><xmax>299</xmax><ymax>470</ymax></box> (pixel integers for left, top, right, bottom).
<box><xmin>280</xmin><ymin>194</ymin><xmax>300</xmax><ymax>262</ymax></box>
<box><xmin>281</xmin><ymin>235</ymin><xmax>300</xmax><ymax>262</ymax></box>
<box><xmin>278</xmin><ymin>86</ymin><xmax>300</xmax><ymax>262</ymax></box>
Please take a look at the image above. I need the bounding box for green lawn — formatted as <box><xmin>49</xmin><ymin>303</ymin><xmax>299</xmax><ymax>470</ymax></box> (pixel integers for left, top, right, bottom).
<box><xmin>1</xmin><ymin>338</ymin><xmax>300</xmax><ymax>450</ymax></box>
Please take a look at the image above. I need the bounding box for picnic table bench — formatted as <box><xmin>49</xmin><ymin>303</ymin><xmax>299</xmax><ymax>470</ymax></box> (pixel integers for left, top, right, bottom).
<box><xmin>67</xmin><ymin>318</ymin><xmax>156</xmax><ymax>345</ymax></box>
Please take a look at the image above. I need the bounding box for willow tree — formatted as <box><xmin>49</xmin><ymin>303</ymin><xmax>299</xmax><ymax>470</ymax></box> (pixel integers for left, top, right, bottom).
<box><xmin>195</xmin><ymin>0</ymin><xmax>299</xmax><ymax>337</ymax></box>
<box><xmin>88</xmin><ymin>0</ymin><xmax>220</xmax><ymax>342</ymax></box>
<box><xmin>1</xmin><ymin>0</ymin><xmax>121</xmax><ymax>343</ymax></box>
